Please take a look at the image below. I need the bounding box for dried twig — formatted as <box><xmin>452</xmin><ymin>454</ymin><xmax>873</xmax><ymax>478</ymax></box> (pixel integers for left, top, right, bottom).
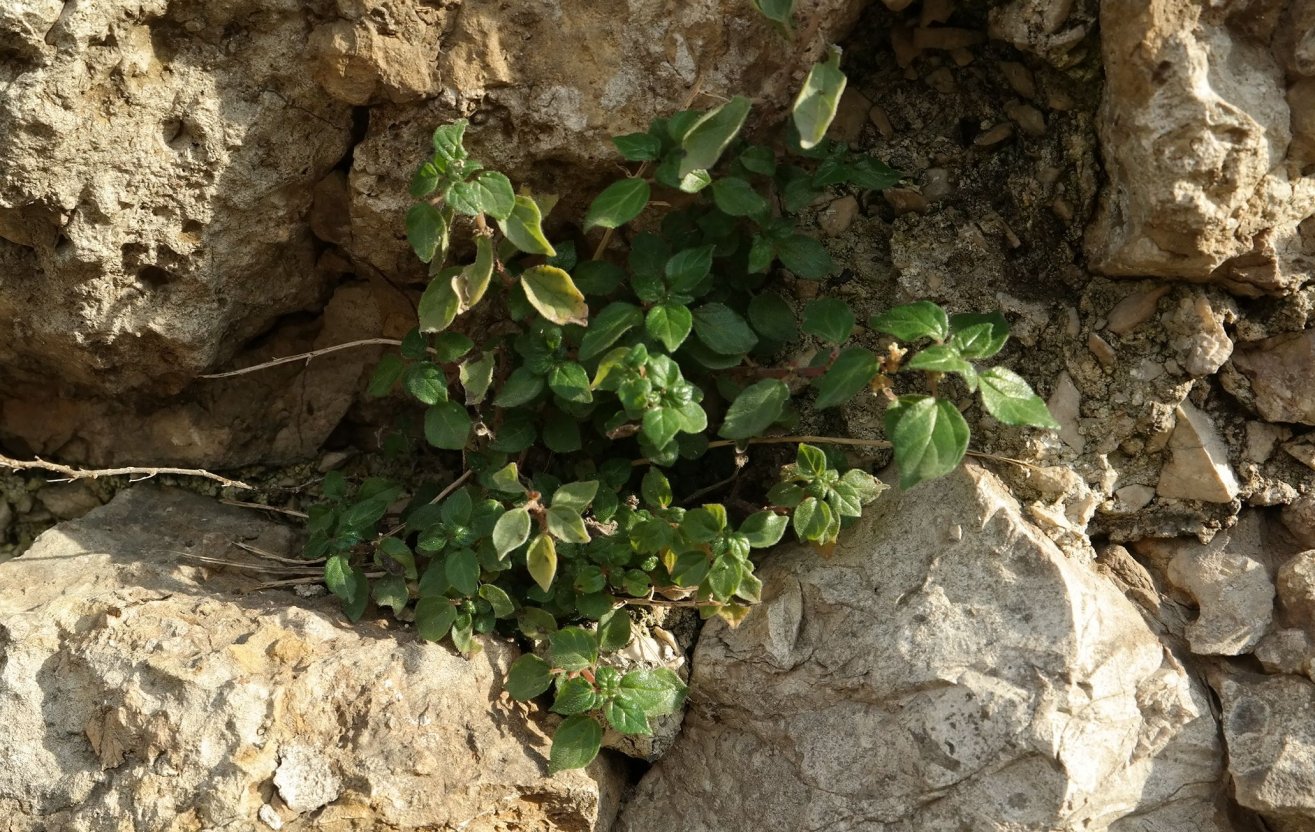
<box><xmin>0</xmin><ymin>453</ymin><xmax>252</xmax><ymax>490</ymax></box>
<box><xmin>383</xmin><ymin>469</ymin><xmax>474</xmax><ymax>537</ymax></box>
<box><xmin>198</xmin><ymin>338</ymin><xmax>402</xmax><ymax>379</ymax></box>
<box><xmin>221</xmin><ymin>499</ymin><xmax>309</xmax><ymax>519</ymax></box>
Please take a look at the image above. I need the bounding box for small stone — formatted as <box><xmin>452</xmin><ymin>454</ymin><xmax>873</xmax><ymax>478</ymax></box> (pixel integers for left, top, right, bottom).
<box><xmin>890</xmin><ymin>25</ymin><xmax>920</xmax><ymax>68</ymax></box>
<box><xmin>925</xmin><ymin>66</ymin><xmax>958</xmax><ymax>94</ymax></box>
<box><xmin>259</xmin><ymin>804</ymin><xmax>285</xmax><ymax>830</ymax></box>
<box><xmin>1004</xmin><ymin>100</ymin><xmax>1046</xmax><ymax>136</ymax></box>
<box><xmin>1115</xmin><ymin>484</ymin><xmax>1156</xmax><ymax>512</ymax></box>
<box><xmin>1087</xmin><ymin>333</ymin><xmax>1117</xmax><ymax>368</ymax></box>
<box><xmin>912</xmin><ymin>26</ymin><xmax>985</xmax><ymax>51</ymax></box>
<box><xmin>1254</xmin><ymin>629</ymin><xmax>1312</xmax><ymax>675</ymax></box>
<box><xmin>818</xmin><ymin>196</ymin><xmax>859</xmax><ymax>236</ymax></box>
<box><xmin>318</xmin><ymin>450</ymin><xmax>353</xmax><ymax>472</ymax></box>
<box><xmin>36</xmin><ymin>482</ymin><xmax>103</xmax><ymax>521</ymax></box>
<box><xmin>881</xmin><ymin>0</ymin><xmax>915</xmax><ymax>10</ymax></box>
<box><xmin>921</xmin><ymin>168</ymin><xmax>952</xmax><ymax>202</ymax></box>
<box><xmin>1177</xmin><ymin>296</ymin><xmax>1233</xmax><ymax>377</ymax></box>
<box><xmin>830</xmin><ymin>89</ymin><xmax>872</xmax><ymax>144</ymax></box>
<box><xmin>883</xmin><ymin>187</ymin><xmax>929</xmax><ymax>215</ymax></box>
<box><xmin>1047</xmin><ymin>371</ymin><xmax>1084</xmax><ymax>453</ymax></box>
<box><xmin>949</xmin><ymin>47</ymin><xmax>974</xmax><ymax>66</ymax></box>
<box><xmin>1282</xmin><ymin>493</ymin><xmax>1315</xmax><ymax>549</ymax></box>
<box><xmin>973</xmin><ymin>122</ymin><xmax>1014</xmax><ymax>147</ymax></box>
<box><xmin>868</xmin><ymin>104</ymin><xmax>895</xmax><ymax>138</ymax></box>
<box><xmin>919</xmin><ymin>0</ymin><xmax>955</xmax><ymax>26</ymax></box>
<box><xmin>998</xmin><ymin>61</ymin><xmax>1036</xmax><ymax>98</ymax></box>
<box><xmin>1166</xmin><ymin>549</ymin><xmax>1273</xmax><ymax>655</ymax></box>
<box><xmin>1217</xmin><ymin>674</ymin><xmax>1315</xmax><ymax>822</ymax></box>
<box><xmin>1285</xmin><ymin>440</ymin><xmax>1315</xmax><ymax>471</ymax></box>
<box><xmin>1051</xmin><ymin>197</ymin><xmax>1073</xmax><ymax>222</ymax></box>
<box><xmin>274</xmin><ymin>744</ymin><xmax>342</xmax><ymax>813</ymax></box>
<box><xmin>1278</xmin><ymin>551</ymin><xmax>1315</xmax><ymax>625</ymax></box>
<box><xmin>1156</xmin><ymin>401</ymin><xmax>1241</xmax><ymax>504</ymax></box>
<box><xmin>1047</xmin><ymin>89</ymin><xmax>1075</xmax><ymax>111</ymax></box>
<box><xmin>1231</xmin><ymin>330</ymin><xmax>1315</xmax><ymax>425</ymax></box>
<box><xmin>1106</xmin><ymin>285</ymin><xmax>1170</xmax><ymax>336</ymax></box>
<box><xmin>1244</xmin><ymin>421</ymin><xmax>1290</xmax><ymax>464</ymax></box>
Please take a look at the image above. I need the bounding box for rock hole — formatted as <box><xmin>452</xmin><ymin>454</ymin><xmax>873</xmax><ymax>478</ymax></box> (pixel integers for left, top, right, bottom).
<box><xmin>137</xmin><ymin>265</ymin><xmax>176</xmax><ymax>289</ymax></box>
<box><xmin>161</xmin><ymin>118</ymin><xmax>184</xmax><ymax>146</ymax></box>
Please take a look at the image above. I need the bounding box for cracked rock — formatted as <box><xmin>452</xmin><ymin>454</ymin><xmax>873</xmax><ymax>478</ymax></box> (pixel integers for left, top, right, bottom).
<box><xmin>1156</xmin><ymin>401</ymin><xmax>1241</xmax><ymax>503</ymax></box>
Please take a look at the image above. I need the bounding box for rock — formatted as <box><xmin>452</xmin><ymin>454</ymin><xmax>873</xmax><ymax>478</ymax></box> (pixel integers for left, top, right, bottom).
<box><xmin>1276</xmin><ymin>1</ymin><xmax>1315</xmax><ymax>77</ymax></box>
<box><xmin>1246</xmin><ymin>421</ymin><xmax>1291</xmax><ymax>464</ymax></box>
<box><xmin>1291</xmin><ymin>78</ymin><xmax>1315</xmax><ymax>167</ymax></box>
<box><xmin>988</xmin><ymin>0</ymin><xmax>1096</xmax><ymax>67</ymax></box>
<box><xmin>34</xmin><ymin>482</ymin><xmax>102</xmax><ymax>521</ymax></box>
<box><xmin>1231</xmin><ymin>330</ymin><xmax>1315</xmax><ymax>425</ymax></box>
<box><xmin>1217</xmin><ymin>673</ymin><xmax>1315</xmax><ymax>829</ymax></box>
<box><xmin>997</xmin><ymin>60</ymin><xmax>1037</xmax><ymax>99</ymax></box>
<box><xmin>1254</xmin><ymin>629</ymin><xmax>1313</xmax><ymax>676</ymax></box>
<box><xmin>818</xmin><ymin>196</ymin><xmax>860</xmax><ymax>236</ymax></box>
<box><xmin>1086</xmin><ymin>0</ymin><xmax>1315</xmax><ymax>296</ymax></box>
<box><xmin>1165</xmin><ymin>547</ymin><xmax>1274</xmax><ymax>656</ymax></box>
<box><xmin>0</xmin><ymin>0</ymin><xmax>354</xmax><ymax>397</ymax></box>
<box><xmin>1279</xmin><ymin>551</ymin><xmax>1315</xmax><ymax>626</ymax></box>
<box><xmin>1284</xmin><ymin>492</ymin><xmax>1315</xmax><ymax>548</ymax></box>
<box><xmin>308</xmin><ymin>2</ymin><xmax>446</xmax><ymax>105</ymax></box>
<box><xmin>0</xmin><ymin>488</ymin><xmax>625</xmax><ymax>831</ymax></box>
<box><xmin>1048</xmin><ymin>371</ymin><xmax>1085</xmax><ymax>453</ymax></box>
<box><xmin>618</xmin><ymin>465</ymin><xmax>1228</xmax><ymax>832</ymax></box>
<box><xmin>1155</xmin><ymin>401</ymin><xmax>1241</xmax><ymax>504</ymax></box>
<box><xmin>1170</xmin><ymin>295</ymin><xmax>1234</xmax><ymax>377</ymax></box>
<box><xmin>1106</xmin><ymin>285</ymin><xmax>1170</xmax><ymax>336</ymax></box>
<box><xmin>1115</xmin><ymin>484</ymin><xmax>1156</xmax><ymax>513</ymax></box>
<box><xmin>1004</xmin><ymin>100</ymin><xmax>1047</xmax><ymax>137</ymax></box>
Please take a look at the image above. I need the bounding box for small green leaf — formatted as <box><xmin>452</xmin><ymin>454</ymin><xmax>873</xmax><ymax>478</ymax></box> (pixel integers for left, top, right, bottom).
<box><xmin>904</xmin><ymin>344</ymin><xmax>973</xmax><ymax>375</ymax></box>
<box><xmin>753</xmin><ymin>0</ymin><xmax>794</xmax><ymax>24</ymax></box>
<box><xmin>665</xmin><ymin>245</ymin><xmax>714</xmax><ymax>292</ymax></box>
<box><xmin>552</xmin><ymin>481</ymin><xmax>599</xmax><ymax>511</ymax></box>
<box><xmin>521</xmin><ymin>265</ymin><xmax>589</xmax><ymax>326</ymax></box>
<box><xmin>367</xmin><ymin>354</ymin><xmax>405</xmax><ymax>398</ymax></box>
<box><xmin>325</xmin><ymin>554</ymin><xmax>356</xmax><ymax>602</ymax></box>
<box><xmin>488</xmin><ymin>463</ymin><xmax>527</xmax><ymax>495</ymax></box>
<box><xmin>679</xmin><ymin>95</ymin><xmax>751</xmax><ymax>178</ymax></box>
<box><xmin>792</xmin><ymin>496</ymin><xmax>833</xmax><ymax>541</ymax></box>
<box><xmin>574</xmin><ymin>260</ymin><xmax>626</xmax><ymax>295</ymax></box>
<box><xmin>613</xmin><ymin>132</ymin><xmax>662</xmax><ymax>161</ymax></box>
<box><xmin>707</xmin><ymin>554</ymin><xmax>742</xmax><ymax>600</ymax></box>
<box><xmin>740</xmin><ymin>511</ymin><xmax>788</xmax><ymax>548</ymax></box>
<box><xmin>719</xmin><ymin>379</ymin><xmax>790</xmax><ymax>439</ymax></box>
<box><xmin>404</xmin><ymin>362</ymin><xmax>449</xmax><ymax>405</ymax></box>
<box><xmin>642</xmin><ymin>468</ymin><xmax>672</xmax><ymax>509</ymax></box>
<box><xmin>711</xmin><ymin>177</ymin><xmax>769</xmax><ymax>217</ymax></box>
<box><xmin>796</xmin><ymin>443</ymin><xmax>829</xmax><ymax>478</ymax></box>
<box><xmin>793</xmin><ymin>45</ymin><xmax>847</xmax><ymax>150</ymax></box>
<box><xmin>479</xmin><ymin>584</ymin><xmax>516</xmax><ymax>618</ymax></box>
<box><xmin>454</xmin><ymin>235</ymin><xmax>495</xmax><ymax>311</ymax></box>
<box><xmin>527</xmin><ymin>533</ymin><xmax>558</xmax><ymax>592</ymax></box>
<box><xmin>548</xmin><ymin>362</ymin><xmax>593</xmax><ymax>404</ymax></box>
<box><xmin>747</xmin><ymin>292</ymin><xmax>798</xmax><ymax>342</ymax></box>
<box><xmin>447</xmin><ymin>170</ymin><xmax>515</xmax><ymax>220</ymax></box>
<box><xmin>547</xmin><ymin>506</ymin><xmax>590</xmax><ymax>544</ymax></box>
<box><xmin>497</xmin><ymin>194</ymin><xmax>557</xmax><ymax>256</ymax></box>
<box><xmin>543</xmin><ymin>411</ymin><xmax>582</xmax><ymax>453</ymax></box>
<box><xmin>506</xmin><ymin>654</ymin><xmax>553</xmax><ymax>700</ymax></box>
<box><xmin>692</xmin><ymin>303</ymin><xmax>758</xmax><ymax>355</ymax></box>
<box><xmin>949</xmin><ymin>312</ymin><xmax>1010</xmax><ymax>359</ymax></box>
<box><xmin>579</xmin><ymin>302</ymin><xmax>643</xmax><ymax>361</ymax></box>
<box><xmin>410</xmin><ymin>160</ymin><xmax>441</xmax><ymax>198</ymax></box>
<box><xmin>604</xmin><ymin>694</ymin><xmax>652</xmax><ymax>736</ymax></box>
<box><xmin>418</xmin><ymin>269</ymin><xmax>461</xmax><ymax>333</ymax></box>
<box><xmin>777</xmin><ymin>234</ymin><xmax>832</xmax><ymax>279</ymax></box>
<box><xmin>550</xmin><ymin>627</ymin><xmax>599</xmax><ymax>672</ymax></box>
<box><xmin>646</xmin><ymin>304</ymin><xmax>694</xmax><ymax>352</ymax></box>
<box><xmin>433</xmin><ymin>332</ymin><xmax>474</xmax><ymax>362</ymax></box>
<box><xmin>584</xmin><ymin>178</ymin><xmax>651</xmax><ymax>231</ymax></box>
<box><xmin>415</xmin><ymin>596</ymin><xmax>458</xmax><ymax>642</ymax></box>
<box><xmin>870</xmin><ymin>301</ymin><xmax>949</xmax><ymax>342</ymax></box>
<box><xmin>641</xmin><ymin>406</ymin><xmax>683</xmax><ymax>449</ymax></box>
<box><xmin>888</xmin><ymin>396</ymin><xmax>970</xmax><ymax>488</ymax></box>
<box><xmin>372</xmin><ymin>574</ymin><xmax>409</xmax><ymax>614</ymax></box>
<box><xmin>494</xmin><ymin>367</ymin><xmax>545</xmax><ymax>408</ymax></box>
<box><xmin>670</xmin><ymin>551</ymin><xmax>711</xmax><ymax>586</ymax></box>
<box><xmin>813</xmin><ymin>346</ymin><xmax>879</xmax><ymax>409</ymax></box>
<box><xmin>459</xmin><ymin>351</ymin><xmax>496</xmax><ymax>405</ymax></box>
<box><xmin>431</xmin><ymin>120</ymin><xmax>468</xmax><ymax>171</ymax></box>
<box><xmin>445</xmin><ymin>548</ymin><xmax>481</xmax><ymax>596</ymax></box>
<box><xmin>406</xmin><ymin>203</ymin><xmax>447</xmax><ymax>264</ymax></box>
<box><xmin>493</xmin><ymin>508</ymin><xmax>532</xmax><ymax>557</ymax></box>
<box><xmin>424</xmin><ymin>401</ymin><xmax>472</xmax><ymax>449</ymax></box>
<box><xmin>598</xmin><ymin>609</ymin><xmax>632</xmax><ymax>652</ymax></box>
<box><xmin>978</xmin><ymin>367</ymin><xmax>1060</xmax><ymax>428</ymax></box>
<box><xmin>618</xmin><ymin>668</ymin><xmax>687</xmax><ymax>716</ymax></box>
<box><xmin>549</xmin><ymin>715</ymin><xmax>604</xmax><ymax>772</ymax></box>
<box><xmin>553</xmin><ymin>677</ymin><xmax>600</xmax><ymax>715</ymax></box>
<box><xmin>682</xmin><ymin>504</ymin><xmax>728</xmax><ymax>542</ymax></box>
<box><xmin>739</xmin><ymin>145</ymin><xmax>777</xmax><ymax>176</ymax></box>
<box><xmin>802</xmin><ymin>298</ymin><xmax>855</xmax><ymax>344</ymax></box>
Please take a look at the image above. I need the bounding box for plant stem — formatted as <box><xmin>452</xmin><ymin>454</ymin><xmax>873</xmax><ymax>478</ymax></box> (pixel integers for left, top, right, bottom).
<box><xmin>199</xmin><ymin>338</ymin><xmax>403</xmax><ymax>379</ymax></box>
<box><xmin>0</xmin><ymin>453</ymin><xmax>253</xmax><ymax>490</ymax></box>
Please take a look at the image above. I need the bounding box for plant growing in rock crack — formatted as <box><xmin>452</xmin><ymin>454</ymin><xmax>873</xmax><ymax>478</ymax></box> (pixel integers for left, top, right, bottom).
<box><xmin>304</xmin><ymin>43</ymin><xmax>1058</xmax><ymax>770</ymax></box>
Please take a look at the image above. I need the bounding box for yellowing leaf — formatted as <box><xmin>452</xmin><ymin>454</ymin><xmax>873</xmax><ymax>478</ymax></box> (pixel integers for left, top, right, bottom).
<box><xmin>521</xmin><ymin>265</ymin><xmax>588</xmax><ymax>326</ymax></box>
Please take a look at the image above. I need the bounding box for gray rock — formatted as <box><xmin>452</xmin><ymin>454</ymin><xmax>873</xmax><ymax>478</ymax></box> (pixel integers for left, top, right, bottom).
<box><xmin>1217</xmin><ymin>673</ymin><xmax>1315</xmax><ymax>829</ymax></box>
<box><xmin>1254</xmin><ymin>629</ymin><xmax>1314</xmax><ymax>677</ymax></box>
<box><xmin>0</xmin><ymin>487</ymin><xmax>624</xmax><ymax>831</ymax></box>
<box><xmin>1166</xmin><ymin>548</ymin><xmax>1274</xmax><ymax>655</ymax></box>
<box><xmin>618</xmin><ymin>465</ymin><xmax>1228</xmax><ymax>832</ymax></box>
<box><xmin>1156</xmin><ymin>401</ymin><xmax>1241</xmax><ymax>504</ymax></box>
<box><xmin>1232</xmin><ymin>330</ymin><xmax>1315</xmax><ymax>426</ymax></box>
<box><xmin>1279</xmin><ymin>551</ymin><xmax>1315</xmax><ymax>627</ymax></box>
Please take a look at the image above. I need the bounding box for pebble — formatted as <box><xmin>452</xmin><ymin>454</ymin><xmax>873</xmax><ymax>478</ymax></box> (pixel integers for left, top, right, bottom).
<box><xmin>1156</xmin><ymin>401</ymin><xmax>1241</xmax><ymax>504</ymax></box>
<box><xmin>1047</xmin><ymin>371</ymin><xmax>1084</xmax><ymax>453</ymax></box>
<box><xmin>1087</xmin><ymin>333</ymin><xmax>1117</xmax><ymax>368</ymax></box>
<box><xmin>919</xmin><ymin>0</ymin><xmax>954</xmax><ymax>26</ymax></box>
<box><xmin>884</xmin><ymin>187</ymin><xmax>930</xmax><ymax>215</ymax></box>
<box><xmin>868</xmin><ymin>104</ymin><xmax>895</xmax><ymax>138</ymax></box>
<box><xmin>925</xmin><ymin>67</ymin><xmax>957</xmax><ymax>94</ymax></box>
<box><xmin>1115</xmin><ymin>484</ymin><xmax>1156</xmax><ymax>512</ymax></box>
<box><xmin>1245</xmin><ymin>421</ymin><xmax>1290</xmax><ymax>463</ymax></box>
<box><xmin>1106</xmin><ymin>285</ymin><xmax>1170</xmax><ymax>335</ymax></box>
<box><xmin>1051</xmin><ymin>197</ymin><xmax>1073</xmax><ymax>222</ymax></box>
<box><xmin>1283</xmin><ymin>492</ymin><xmax>1315</xmax><ymax>548</ymax></box>
<box><xmin>890</xmin><ymin>26</ymin><xmax>919</xmax><ymax>67</ymax></box>
<box><xmin>921</xmin><ymin>168</ymin><xmax>952</xmax><ymax>201</ymax></box>
<box><xmin>950</xmin><ymin>48</ymin><xmax>974</xmax><ymax>66</ymax></box>
<box><xmin>913</xmin><ymin>26</ymin><xmax>985</xmax><ymax>50</ymax></box>
<box><xmin>831</xmin><ymin>89</ymin><xmax>872</xmax><ymax>144</ymax></box>
<box><xmin>1004</xmin><ymin>101</ymin><xmax>1046</xmax><ymax>136</ymax></box>
<box><xmin>1179</xmin><ymin>296</ymin><xmax>1233</xmax><ymax>377</ymax></box>
<box><xmin>259</xmin><ymin>805</ymin><xmax>285</xmax><ymax>830</ymax></box>
<box><xmin>818</xmin><ymin>196</ymin><xmax>859</xmax><ymax>236</ymax></box>
<box><xmin>1254</xmin><ymin>629</ymin><xmax>1312</xmax><ymax>675</ymax></box>
<box><xmin>998</xmin><ymin>61</ymin><xmax>1037</xmax><ymax>98</ymax></box>
<box><xmin>881</xmin><ymin>0</ymin><xmax>915</xmax><ymax>10</ymax></box>
<box><xmin>973</xmin><ymin>122</ymin><xmax>1014</xmax><ymax>147</ymax></box>
<box><xmin>1048</xmin><ymin>89</ymin><xmax>1075</xmax><ymax>111</ymax></box>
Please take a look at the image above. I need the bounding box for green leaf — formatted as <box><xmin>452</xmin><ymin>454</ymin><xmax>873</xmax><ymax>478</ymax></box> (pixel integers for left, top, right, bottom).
<box><xmin>372</xmin><ymin>574</ymin><xmax>409</xmax><ymax>614</ymax></box>
<box><xmin>433</xmin><ymin>332</ymin><xmax>474</xmax><ymax>362</ymax></box>
<box><xmin>447</xmin><ymin>170</ymin><xmax>515</xmax><ymax>220</ymax></box>
<box><xmin>488</xmin><ymin>463</ymin><xmax>527</xmax><ymax>495</ymax></box>
<box><xmin>521</xmin><ymin>265</ymin><xmax>589</xmax><ymax>326</ymax></box>
<box><xmin>692</xmin><ymin>303</ymin><xmax>758</xmax><ymax>355</ymax></box>
<box><xmin>497</xmin><ymin>194</ymin><xmax>557</xmax><ymax>256</ymax></box>
<box><xmin>518</xmin><ymin>607</ymin><xmax>559</xmax><ymax>639</ymax></box>
<box><xmin>796</xmin><ymin>443</ymin><xmax>829</xmax><ymax>478</ymax></box>
<box><xmin>642</xmin><ymin>406</ymin><xmax>684</xmax><ymax>449</ymax></box>
<box><xmin>493</xmin><ymin>367</ymin><xmax>545</xmax><ymax>408</ymax></box>
<box><xmin>547</xmin><ymin>506</ymin><xmax>590</xmax><ymax>544</ymax></box>
<box><xmin>550</xmin><ymin>627</ymin><xmax>599</xmax><ymax>672</ymax></box>
<box><xmin>665</xmin><ymin>245</ymin><xmax>714</xmax><ymax>292</ymax></box>
<box><xmin>904</xmin><ymin>344</ymin><xmax>973</xmax><ymax>375</ymax></box>
<box><xmin>543</xmin><ymin>410</ymin><xmax>582</xmax><ymax>453</ymax></box>
<box><xmin>377</xmin><ymin>537</ymin><xmax>418</xmax><ymax>580</ymax></box>
<box><xmin>870</xmin><ymin>301</ymin><xmax>949</xmax><ymax>342</ymax></box>
<box><xmin>679</xmin><ymin>95</ymin><xmax>751</xmax><ymax>178</ymax></box>
<box><xmin>793</xmin><ymin>45</ymin><xmax>847</xmax><ymax>150</ymax></box>
<box><xmin>459</xmin><ymin>351</ymin><xmax>496</xmax><ymax>405</ymax></box>
<box><xmin>740</xmin><ymin>511</ymin><xmax>788</xmax><ymax>548</ymax></box>
<box><xmin>527</xmin><ymin>533</ymin><xmax>558</xmax><ymax>592</ymax></box>
<box><xmin>978</xmin><ymin>367</ymin><xmax>1060</xmax><ymax>428</ymax></box>
<box><xmin>792</xmin><ymin>496</ymin><xmax>833</xmax><ymax>541</ymax></box>
<box><xmin>584</xmin><ymin>178</ymin><xmax>651</xmax><ymax>231</ymax></box>
<box><xmin>707</xmin><ymin>554</ymin><xmax>742</xmax><ymax>600</ymax></box>
<box><xmin>574</xmin><ymin>260</ymin><xmax>626</xmax><ymax>295</ymax></box>
<box><xmin>424</xmin><ymin>401</ymin><xmax>472</xmax><ymax>450</ymax></box>
<box><xmin>719</xmin><ymin>379</ymin><xmax>790</xmax><ymax>439</ymax></box>
<box><xmin>747</xmin><ymin>292</ymin><xmax>798</xmax><ymax>342</ymax></box>
<box><xmin>406</xmin><ymin>203</ymin><xmax>447</xmax><ymax>264</ymax></box>
<box><xmin>676</xmin><ymin>168</ymin><xmax>713</xmax><ymax>194</ymax></box>
<box><xmin>618</xmin><ymin>668</ymin><xmax>687</xmax><ymax>716</ymax></box>
<box><xmin>454</xmin><ymin>235</ymin><xmax>495</xmax><ymax>311</ymax></box>
<box><xmin>646</xmin><ymin>304</ymin><xmax>694</xmax><ymax>352</ymax></box>
<box><xmin>753</xmin><ymin>0</ymin><xmax>794</xmax><ymax>24</ymax></box>
<box><xmin>549</xmin><ymin>715</ymin><xmax>604</xmax><ymax>773</ymax></box>
<box><xmin>777</xmin><ymin>234</ymin><xmax>832</xmax><ymax>279</ymax></box>
<box><xmin>802</xmin><ymin>298</ymin><xmax>855</xmax><ymax>344</ymax></box>
<box><xmin>479</xmin><ymin>584</ymin><xmax>516</xmax><ymax>618</ymax></box>
<box><xmin>325</xmin><ymin>554</ymin><xmax>357</xmax><ymax>603</ymax></box>
<box><xmin>949</xmin><ymin>313</ymin><xmax>1010</xmax><ymax>359</ymax></box>
<box><xmin>548</xmin><ymin>362</ymin><xmax>593</xmax><ymax>404</ymax></box>
<box><xmin>415</xmin><ymin>596</ymin><xmax>458</xmax><ymax>642</ymax></box>
<box><xmin>506</xmin><ymin>654</ymin><xmax>553</xmax><ymax>700</ymax></box>
<box><xmin>580</xmin><ymin>302</ymin><xmax>643</xmax><ymax>361</ymax></box>
<box><xmin>367</xmin><ymin>354</ymin><xmax>405</xmax><ymax>398</ymax></box>
<box><xmin>445</xmin><ymin>548</ymin><xmax>480</xmax><ymax>596</ymax></box>
<box><xmin>431</xmin><ymin>120</ymin><xmax>468</xmax><ymax>172</ymax></box>
<box><xmin>493</xmin><ymin>508</ymin><xmax>532</xmax><ymax>557</ymax></box>
<box><xmin>613</xmin><ymin>132</ymin><xmax>662</xmax><ymax>161</ymax></box>
<box><xmin>813</xmin><ymin>346</ymin><xmax>879</xmax><ymax>409</ymax></box>
<box><xmin>711</xmin><ymin>177</ymin><xmax>769</xmax><ymax>217</ymax></box>
<box><xmin>404</xmin><ymin>362</ymin><xmax>448</xmax><ymax>405</ymax></box>
<box><xmin>552</xmin><ymin>481</ymin><xmax>599</xmax><ymax>511</ymax></box>
<box><xmin>418</xmin><ymin>269</ymin><xmax>461</xmax><ymax>333</ymax></box>
<box><xmin>598</xmin><ymin>609</ymin><xmax>632</xmax><ymax>652</ymax></box>
<box><xmin>642</xmin><ymin>468</ymin><xmax>672</xmax><ymax>508</ymax></box>
<box><xmin>739</xmin><ymin>145</ymin><xmax>777</xmax><ymax>176</ymax></box>
<box><xmin>604</xmin><ymin>695</ymin><xmax>652</xmax><ymax>736</ymax></box>
<box><xmin>888</xmin><ymin>396</ymin><xmax>970</xmax><ymax>488</ymax></box>
<box><xmin>682</xmin><ymin>505</ymin><xmax>728</xmax><ymax>542</ymax></box>
<box><xmin>552</xmin><ymin>677</ymin><xmax>600</xmax><ymax>715</ymax></box>
<box><xmin>410</xmin><ymin>160</ymin><xmax>441</xmax><ymax>198</ymax></box>
<box><xmin>671</xmin><ymin>551</ymin><xmax>710</xmax><ymax>586</ymax></box>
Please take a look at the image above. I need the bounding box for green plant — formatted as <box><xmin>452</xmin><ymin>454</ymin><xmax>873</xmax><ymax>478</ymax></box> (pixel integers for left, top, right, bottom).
<box><xmin>305</xmin><ymin>44</ymin><xmax>1056</xmax><ymax>770</ymax></box>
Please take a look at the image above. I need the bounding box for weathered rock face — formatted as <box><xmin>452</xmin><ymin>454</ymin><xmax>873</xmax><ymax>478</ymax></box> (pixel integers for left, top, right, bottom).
<box><xmin>1217</xmin><ymin>672</ymin><xmax>1315</xmax><ymax>831</ymax></box>
<box><xmin>618</xmin><ymin>466</ymin><xmax>1229</xmax><ymax>832</ymax></box>
<box><xmin>1231</xmin><ymin>329</ymin><xmax>1315</xmax><ymax>425</ymax></box>
<box><xmin>0</xmin><ymin>488</ymin><xmax>625</xmax><ymax>831</ymax></box>
<box><xmin>1086</xmin><ymin>0</ymin><xmax>1315</xmax><ymax>295</ymax></box>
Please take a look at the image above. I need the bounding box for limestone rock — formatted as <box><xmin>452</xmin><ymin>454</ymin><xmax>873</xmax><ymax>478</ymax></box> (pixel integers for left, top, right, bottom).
<box><xmin>0</xmin><ymin>488</ymin><xmax>625</xmax><ymax>831</ymax></box>
<box><xmin>1231</xmin><ymin>330</ymin><xmax>1315</xmax><ymax>425</ymax></box>
<box><xmin>1156</xmin><ymin>402</ymin><xmax>1241</xmax><ymax>504</ymax></box>
<box><xmin>1166</xmin><ymin>548</ymin><xmax>1274</xmax><ymax>656</ymax></box>
<box><xmin>1217</xmin><ymin>673</ymin><xmax>1315</xmax><ymax>830</ymax></box>
<box><xmin>308</xmin><ymin>1</ymin><xmax>448</xmax><ymax>105</ymax></box>
<box><xmin>1086</xmin><ymin>0</ymin><xmax>1315</xmax><ymax>295</ymax></box>
<box><xmin>1283</xmin><ymin>492</ymin><xmax>1315</xmax><ymax>548</ymax></box>
<box><xmin>618</xmin><ymin>466</ymin><xmax>1229</xmax><ymax>832</ymax></box>
<box><xmin>1279</xmin><ymin>551</ymin><xmax>1315</xmax><ymax>626</ymax></box>
<box><xmin>1254</xmin><ymin>629</ymin><xmax>1314</xmax><ymax>676</ymax></box>
<box><xmin>988</xmin><ymin>0</ymin><xmax>1096</xmax><ymax>67</ymax></box>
